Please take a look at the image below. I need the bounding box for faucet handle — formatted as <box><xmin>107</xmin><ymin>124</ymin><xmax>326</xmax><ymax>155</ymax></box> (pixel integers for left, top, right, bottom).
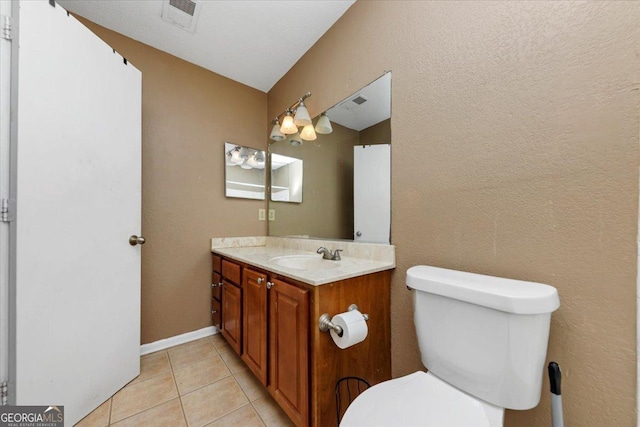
<box><xmin>333</xmin><ymin>249</ymin><xmax>343</xmax><ymax>261</ymax></box>
<box><xmin>316</xmin><ymin>247</ymin><xmax>327</xmax><ymax>254</ymax></box>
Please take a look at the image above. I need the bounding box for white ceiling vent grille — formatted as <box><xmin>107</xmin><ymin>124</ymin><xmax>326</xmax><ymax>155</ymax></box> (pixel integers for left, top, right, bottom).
<box><xmin>339</xmin><ymin>94</ymin><xmax>368</xmax><ymax>111</ymax></box>
<box><xmin>162</xmin><ymin>0</ymin><xmax>201</xmax><ymax>33</ymax></box>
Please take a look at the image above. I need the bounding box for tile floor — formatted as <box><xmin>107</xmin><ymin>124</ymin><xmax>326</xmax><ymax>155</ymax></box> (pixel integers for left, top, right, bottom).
<box><xmin>75</xmin><ymin>334</ymin><xmax>295</xmax><ymax>427</ymax></box>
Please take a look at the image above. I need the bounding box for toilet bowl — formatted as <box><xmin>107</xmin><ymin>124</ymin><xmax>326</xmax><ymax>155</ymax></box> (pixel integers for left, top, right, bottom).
<box><xmin>340</xmin><ymin>265</ymin><xmax>560</xmax><ymax>427</ymax></box>
<box><xmin>341</xmin><ymin>371</ymin><xmax>503</xmax><ymax>427</ymax></box>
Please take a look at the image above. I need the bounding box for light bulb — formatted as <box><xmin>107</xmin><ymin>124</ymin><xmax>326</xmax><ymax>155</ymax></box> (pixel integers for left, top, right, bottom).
<box><xmin>280</xmin><ymin>111</ymin><xmax>298</xmax><ymax>134</ymax></box>
<box><xmin>240</xmin><ymin>159</ymin><xmax>252</xmax><ymax>169</ymax></box>
<box><xmin>300</xmin><ymin>123</ymin><xmax>317</xmax><ymax>141</ymax></box>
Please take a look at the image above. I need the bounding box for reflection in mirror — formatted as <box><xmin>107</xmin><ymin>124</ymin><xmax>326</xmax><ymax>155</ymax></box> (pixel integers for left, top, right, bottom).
<box><xmin>224</xmin><ymin>142</ymin><xmax>266</xmax><ymax>200</ymax></box>
<box><xmin>271</xmin><ymin>154</ymin><xmax>303</xmax><ymax>203</ymax></box>
<box><xmin>268</xmin><ymin>72</ymin><xmax>391</xmax><ymax>242</ymax></box>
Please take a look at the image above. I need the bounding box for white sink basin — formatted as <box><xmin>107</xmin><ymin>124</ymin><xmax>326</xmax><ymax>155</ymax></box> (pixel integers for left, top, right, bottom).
<box><xmin>269</xmin><ymin>255</ymin><xmax>342</xmax><ymax>271</ymax></box>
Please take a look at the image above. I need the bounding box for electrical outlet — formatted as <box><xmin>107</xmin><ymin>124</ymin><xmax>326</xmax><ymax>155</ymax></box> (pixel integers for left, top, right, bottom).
<box><xmin>258</xmin><ymin>209</ymin><xmax>266</xmax><ymax>221</ymax></box>
<box><xmin>268</xmin><ymin>209</ymin><xmax>276</xmax><ymax>221</ymax></box>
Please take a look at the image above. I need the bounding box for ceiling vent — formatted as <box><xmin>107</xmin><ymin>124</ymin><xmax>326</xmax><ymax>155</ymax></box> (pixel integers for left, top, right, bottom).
<box><xmin>339</xmin><ymin>94</ymin><xmax>368</xmax><ymax>111</ymax></box>
<box><xmin>162</xmin><ymin>0</ymin><xmax>201</xmax><ymax>33</ymax></box>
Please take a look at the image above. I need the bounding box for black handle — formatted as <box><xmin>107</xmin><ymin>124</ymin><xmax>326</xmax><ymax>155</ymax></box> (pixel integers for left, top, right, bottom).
<box><xmin>548</xmin><ymin>362</ymin><xmax>562</xmax><ymax>395</ymax></box>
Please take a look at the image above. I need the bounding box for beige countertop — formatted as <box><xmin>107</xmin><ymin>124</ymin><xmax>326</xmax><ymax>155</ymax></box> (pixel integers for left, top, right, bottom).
<box><xmin>211</xmin><ymin>236</ymin><xmax>396</xmax><ymax>286</ymax></box>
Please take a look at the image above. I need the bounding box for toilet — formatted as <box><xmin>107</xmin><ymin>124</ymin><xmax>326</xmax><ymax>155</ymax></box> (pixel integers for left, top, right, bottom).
<box><xmin>341</xmin><ymin>265</ymin><xmax>560</xmax><ymax>426</ymax></box>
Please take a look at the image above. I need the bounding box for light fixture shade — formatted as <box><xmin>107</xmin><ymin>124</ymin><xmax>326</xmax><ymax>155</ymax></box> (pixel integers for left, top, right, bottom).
<box><xmin>280</xmin><ymin>112</ymin><xmax>298</xmax><ymax>134</ymax></box>
<box><xmin>255</xmin><ymin>150</ymin><xmax>265</xmax><ymax>162</ymax></box>
<box><xmin>300</xmin><ymin>123</ymin><xmax>317</xmax><ymax>141</ymax></box>
<box><xmin>293</xmin><ymin>101</ymin><xmax>312</xmax><ymax>126</ymax></box>
<box><xmin>247</xmin><ymin>154</ymin><xmax>259</xmax><ymax>168</ymax></box>
<box><xmin>240</xmin><ymin>159</ymin><xmax>252</xmax><ymax>169</ymax></box>
<box><xmin>230</xmin><ymin>148</ymin><xmax>242</xmax><ymax>164</ymax></box>
<box><xmin>270</xmin><ymin>120</ymin><xmax>285</xmax><ymax>141</ymax></box>
<box><xmin>289</xmin><ymin>132</ymin><xmax>303</xmax><ymax>146</ymax></box>
<box><xmin>315</xmin><ymin>112</ymin><xmax>333</xmax><ymax>134</ymax></box>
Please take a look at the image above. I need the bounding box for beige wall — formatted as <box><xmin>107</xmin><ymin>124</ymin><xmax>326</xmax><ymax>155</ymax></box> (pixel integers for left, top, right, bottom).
<box><xmin>268</xmin><ymin>122</ymin><xmax>358</xmax><ymax>239</ymax></box>
<box><xmin>268</xmin><ymin>2</ymin><xmax>639</xmax><ymax>425</ymax></box>
<box><xmin>360</xmin><ymin>119</ymin><xmax>391</xmax><ymax>146</ymax></box>
<box><xmin>78</xmin><ymin>19</ymin><xmax>268</xmax><ymax>344</ymax></box>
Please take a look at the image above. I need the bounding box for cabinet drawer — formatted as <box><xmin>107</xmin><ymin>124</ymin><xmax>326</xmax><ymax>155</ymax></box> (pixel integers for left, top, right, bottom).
<box><xmin>222</xmin><ymin>259</ymin><xmax>241</xmax><ymax>286</ymax></box>
<box><xmin>212</xmin><ymin>272</ymin><xmax>222</xmax><ymax>300</ymax></box>
<box><xmin>212</xmin><ymin>255</ymin><xmax>222</xmax><ymax>273</ymax></box>
<box><xmin>211</xmin><ymin>298</ymin><xmax>221</xmax><ymax>329</ymax></box>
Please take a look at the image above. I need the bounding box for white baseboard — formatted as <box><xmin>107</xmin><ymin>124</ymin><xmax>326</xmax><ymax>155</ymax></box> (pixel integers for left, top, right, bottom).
<box><xmin>140</xmin><ymin>326</ymin><xmax>219</xmax><ymax>355</ymax></box>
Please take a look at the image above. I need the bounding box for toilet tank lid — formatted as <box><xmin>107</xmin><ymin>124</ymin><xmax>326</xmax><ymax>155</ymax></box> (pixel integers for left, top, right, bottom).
<box><xmin>406</xmin><ymin>266</ymin><xmax>560</xmax><ymax>314</ymax></box>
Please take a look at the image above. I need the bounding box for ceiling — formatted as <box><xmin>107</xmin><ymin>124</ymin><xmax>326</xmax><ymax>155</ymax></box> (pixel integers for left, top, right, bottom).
<box><xmin>58</xmin><ymin>0</ymin><xmax>355</xmax><ymax>92</ymax></box>
<box><xmin>327</xmin><ymin>72</ymin><xmax>391</xmax><ymax>131</ymax></box>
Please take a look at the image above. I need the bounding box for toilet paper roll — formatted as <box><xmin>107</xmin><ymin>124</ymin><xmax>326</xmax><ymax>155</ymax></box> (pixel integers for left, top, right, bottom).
<box><xmin>329</xmin><ymin>309</ymin><xmax>368</xmax><ymax>349</ymax></box>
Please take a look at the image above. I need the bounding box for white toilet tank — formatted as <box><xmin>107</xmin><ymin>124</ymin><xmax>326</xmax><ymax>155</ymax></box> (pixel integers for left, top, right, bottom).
<box><xmin>407</xmin><ymin>266</ymin><xmax>560</xmax><ymax>410</ymax></box>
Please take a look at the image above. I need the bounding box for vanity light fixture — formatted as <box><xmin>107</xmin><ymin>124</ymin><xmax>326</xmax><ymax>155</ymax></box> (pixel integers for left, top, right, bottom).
<box><xmin>300</xmin><ymin>123</ymin><xmax>317</xmax><ymax>141</ymax></box>
<box><xmin>293</xmin><ymin>100</ymin><xmax>312</xmax><ymax>126</ymax></box>
<box><xmin>280</xmin><ymin>110</ymin><xmax>298</xmax><ymax>134</ymax></box>
<box><xmin>289</xmin><ymin>132</ymin><xmax>303</xmax><ymax>146</ymax></box>
<box><xmin>269</xmin><ymin>92</ymin><xmax>333</xmax><ymax>143</ymax></box>
<box><xmin>230</xmin><ymin>146</ymin><xmax>242</xmax><ymax>164</ymax></box>
<box><xmin>227</xmin><ymin>146</ymin><xmax>265</xmax><ymax>169</ymax></box>
<box><xmin>270</xmin><ymin>118</ymin><xmax>285</xmax><ymax>141</ymax></box>
<box><xmin>315</xmin><ymin>112</ymin><xmax>333</xmax><ymax>134</ymax></box>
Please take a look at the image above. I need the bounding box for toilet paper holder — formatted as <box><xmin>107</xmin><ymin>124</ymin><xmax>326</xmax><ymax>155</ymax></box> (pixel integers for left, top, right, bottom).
<box><xmin>318</xmin><ymin>304</ymin><xmax>369</xmax><ymax>337</ymax></box>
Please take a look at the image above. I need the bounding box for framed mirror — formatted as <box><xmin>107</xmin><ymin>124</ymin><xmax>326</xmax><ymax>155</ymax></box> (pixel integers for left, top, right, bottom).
<box><xmin>268</xmin><ymin>71</ymin><xmax>391</xmax><ymax>243</ymax></box>
<box><xmin>224</xmin><ymin>142</ymin><xmax>266</xmax><ymax>200</ymax></box>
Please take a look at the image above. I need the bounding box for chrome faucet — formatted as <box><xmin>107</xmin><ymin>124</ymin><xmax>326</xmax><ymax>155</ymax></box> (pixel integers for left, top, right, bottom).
<box><xmin>317</xmin><ymin>247</ymin><xmax>343</xmax><ymax>261</ymax></box>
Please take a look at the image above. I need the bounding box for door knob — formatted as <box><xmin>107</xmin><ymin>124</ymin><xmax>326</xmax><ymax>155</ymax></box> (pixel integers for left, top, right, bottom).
<box><xmin>257</xmin><ymin>277</ymin><xmax>264</xmax><ymax>284</ymax></box>
<box><xmin>356</xmin><ymin>231</ymin><xmax>362</xmax><ymax>237</ymax></box>
<box><xmin>129</xmin><ymin>235</ymin><xmax>146</xmax><ymax>246</ymax></box>
<box><xmin>267</xmin><ymin>281</ymin><xmax>274</xmax><ymax>289</ymax></box>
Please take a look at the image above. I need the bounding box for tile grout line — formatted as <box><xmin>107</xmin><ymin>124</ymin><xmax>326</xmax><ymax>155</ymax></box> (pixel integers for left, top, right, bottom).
<box><xmin>167</xmin><ymin>353</ymin><xmax>190</xmax><ymax>427</ymax></box>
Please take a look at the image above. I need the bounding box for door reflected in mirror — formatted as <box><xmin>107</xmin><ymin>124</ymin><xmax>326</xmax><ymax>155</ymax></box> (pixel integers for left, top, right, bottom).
<box><xmin>268</xmin><ymin>72</ymin><xmax>391</xmax><ymax>242</ymax></box>
<box><xmin>225</xmin><ymin>142</ymin><xmax>266</xmax><ymax>200</ymax></box>
<box><xmin>271</xmin><ymin>154</ymin><xmax>303</xmax><ymax>203</ymax></box>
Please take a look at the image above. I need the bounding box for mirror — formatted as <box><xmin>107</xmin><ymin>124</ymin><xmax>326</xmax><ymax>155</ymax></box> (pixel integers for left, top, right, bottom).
<box><xmin>268</xmin><ymin>72</ymin><xmax>391</xmax><ymax>242</ymax></box>
<box><xmin>224</xmin><ymin>142</ymin><xmax>266</xmax><ymax>200</ymax></box>
<box><xmin>271</xmin><ymin>154</ymin><xmax>303</xmax><ymax>203</ymax></box>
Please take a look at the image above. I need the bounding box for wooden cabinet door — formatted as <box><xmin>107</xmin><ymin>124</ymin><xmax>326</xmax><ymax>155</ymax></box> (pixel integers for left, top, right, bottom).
<box><xmin>242</xmin><ymin>268</ymin><xmax>268</xmax><ymax>386</ymax></box>
<box><xmin>221</xmin><ymin>280</ymin><xmax>242</xmax><ymax>355</ymax></box>
<box><xmin>269</xmin><ymin>278</ymin><xmax>309</xmax><ymax>427</ymax></box>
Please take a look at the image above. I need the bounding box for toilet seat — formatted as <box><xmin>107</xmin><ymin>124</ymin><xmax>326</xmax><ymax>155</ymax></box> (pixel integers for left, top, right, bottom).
<box><xmin>340</xmin><ymin>371</ymin><xmax>504</xmax><ymax>427</ymax></box>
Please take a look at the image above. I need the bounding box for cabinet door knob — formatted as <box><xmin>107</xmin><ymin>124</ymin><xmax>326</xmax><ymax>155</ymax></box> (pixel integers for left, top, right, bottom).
<box><xmin>257</xmin><ymin>277</ymin><xmax>264</xmax><ymax>284</ymax></box>
<box><xmin>267</xmin><ymin>281</ymin><xmax>274</xmax><ymax>289</ymax></box>
<box><xmin>211</xmin><ymin>310</ymin><xmax>217</xmax><ymax>314</ymax></box>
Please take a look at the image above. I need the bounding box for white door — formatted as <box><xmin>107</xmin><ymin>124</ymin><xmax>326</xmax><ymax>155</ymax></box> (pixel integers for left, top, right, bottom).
<box><xmin>10</xmin><ymin>1</ymin><xmax>142</xmax><ymax>425</ymax></box>
<box><xmin>354</xmin><ymin>144</ymin><xmax>391</xmax><ymax>244</ymax></box>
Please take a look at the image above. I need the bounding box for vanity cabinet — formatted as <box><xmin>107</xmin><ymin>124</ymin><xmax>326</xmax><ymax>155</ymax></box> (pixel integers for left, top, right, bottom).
<box><xmin>210</xmin><ymin>255</ymin><xmax>222</xmax><ymax>329</ymax></box>
<box><xmin>221</xmin><ymin>259</ymin><xmax>243</xmax><ymax>355</ymax></box>
<box><xmin>213</xmin><ymin>255</ymin><xmax>391</xmax><ymax>427</ymax></box>
<box><xmin>269</xmin><ymin>278</ymin><xmax>310</xmax><ymax>427</ymax></box>
<box><xmin>242</xmin><ymin>268</ymin><xmax>268</xmax><ymax>385</ymax></box>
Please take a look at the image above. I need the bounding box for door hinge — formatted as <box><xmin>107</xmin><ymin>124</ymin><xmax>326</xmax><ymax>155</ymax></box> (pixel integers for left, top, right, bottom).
<box><xmin>1</xmin><ymin>198</ymin><xmax>15</xmax><ymax>222</ymax></box>
<box><xmin>1</xmin><ymin>15</ymin><xmax>11</xmax><ymax>41</ymax></box>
